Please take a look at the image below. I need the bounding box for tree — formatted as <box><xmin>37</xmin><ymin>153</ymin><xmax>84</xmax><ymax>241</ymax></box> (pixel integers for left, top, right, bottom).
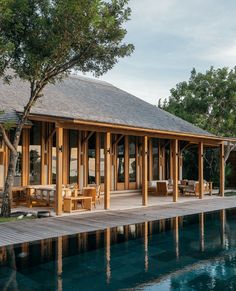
<box><xmin>0</xmin><ymin>0</ymin><xmax>134</xmax><ymax>216</ymax></box>
<box><xmin>159</xmin><ymin>67</ymin><xmax>236</xmax><ymax>184</ymax></box>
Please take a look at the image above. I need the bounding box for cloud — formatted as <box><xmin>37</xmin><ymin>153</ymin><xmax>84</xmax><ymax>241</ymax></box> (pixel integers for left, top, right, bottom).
<box><xmin>86</xmin><ymin>0</ymin><xmax>236</xmax><ymax>104</ymax></box>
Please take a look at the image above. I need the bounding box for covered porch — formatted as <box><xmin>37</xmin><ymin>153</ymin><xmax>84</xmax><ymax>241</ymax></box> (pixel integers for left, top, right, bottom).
<box><xmin>1</xmin><ymin>118</ymin><xmax>226</xmax><ymax>216</ymax></box>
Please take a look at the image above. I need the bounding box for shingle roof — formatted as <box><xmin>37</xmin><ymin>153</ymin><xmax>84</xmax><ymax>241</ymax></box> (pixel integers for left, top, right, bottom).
<box><xmin>0</xmin><ymin>74</ymin><xmax>212</xmax><ymax>136</ymax></box>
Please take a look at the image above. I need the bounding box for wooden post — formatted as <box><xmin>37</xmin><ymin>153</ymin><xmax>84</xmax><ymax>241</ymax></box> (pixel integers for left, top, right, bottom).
<box><xmin>173</xmin><ymin>139</ymin><xmax>178</xmax><ymax>202</ymax></box>
<box><xmin>55</xmin><ymin>127</ymin><xmax>63</xmax><ymax>215</ymax></box>
<box><xmin>198</xmin><ymin>142</ymin><xmax>204</xmax><ymax>199</ymax></box>
<box><xmin>220</xmin><ymin>143</ymin><xmax>225</xmax><ymax>197</ymax></box>
<box><xmin>104</xmin><ymin>132</ymin><xmax>111</xmax><ymax>210</ymax></box>
<box><xmin>162</xmin><ymin>146</ymin><xmax>165</xmax><ymax>180</ymax></box>
<box><xmin>142</xmin><ymin>136</ymin><xmax>148</xmax><ymax>206</ymax></box>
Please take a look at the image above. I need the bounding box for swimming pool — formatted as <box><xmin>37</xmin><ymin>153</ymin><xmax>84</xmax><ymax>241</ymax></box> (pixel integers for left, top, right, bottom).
<box><xmin>0</xmin><ymin>208</ymin><xmax>235</xmax><ymax>290</ymax></box>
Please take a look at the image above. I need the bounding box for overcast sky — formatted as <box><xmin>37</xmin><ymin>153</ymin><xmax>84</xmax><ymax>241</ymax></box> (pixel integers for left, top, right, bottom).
<box><xmin>87</xmin><ymin>0</ymin><xmax>236</xmax><ymax>105</ymax></box>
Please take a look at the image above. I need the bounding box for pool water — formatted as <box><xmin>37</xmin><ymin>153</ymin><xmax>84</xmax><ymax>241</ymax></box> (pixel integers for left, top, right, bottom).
<box><xmin>0</xmin><ymin>208</ymin><xmax>236</xmax><ymax>290</ymax></box>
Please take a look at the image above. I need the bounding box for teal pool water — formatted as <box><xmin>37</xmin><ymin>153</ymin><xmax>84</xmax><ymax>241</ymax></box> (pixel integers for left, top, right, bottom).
<box><xmin>0</xmin><ymin>208</ymin><xmax>235</xmax><ymax>290</ymax></box>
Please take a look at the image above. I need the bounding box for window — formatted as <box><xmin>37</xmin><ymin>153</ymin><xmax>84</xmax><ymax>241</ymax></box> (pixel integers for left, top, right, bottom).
<box><xmin>100</xmin><ymin>134</ymin><xmax>104</xmax><ymax>184</ymax></box>
<box><xmin>153</xmin><ymin>139</ymin><xmax>159</xmax><ymax>180</ymax></box>
<box><xmin>52</xmin><ymin>134</ymin><xmax>56</xmax><ymax>184</ymax></box>
<box><xmin>88</xmin><ymin>133</ymin><xmax>96</xmax><ymax>184</ymax></box>
<box><xmin>117</xmin><ymin>137</ymin><xmax>125</xmax><ymax>183</ymax></box>
<box><xmin>69</xmin><ymin>130</ymin><xmax>78</xmax><ymax>184</ymax></box>
<box><xmin>29</xmin><ymin>122</ymin><xmax>41</xmax><ymax>185</ymax></box>
<box><xmin>129</xmin><ymin>136</ymin><xmax>136</xmax><ymax>182</ymax></box>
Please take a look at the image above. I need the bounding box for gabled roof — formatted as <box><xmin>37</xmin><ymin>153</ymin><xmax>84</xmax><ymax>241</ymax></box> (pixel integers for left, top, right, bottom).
<box><xmin>0</xmin><ymin>74</ymin><xmax>213</xmax><ymax>137</ymax></box>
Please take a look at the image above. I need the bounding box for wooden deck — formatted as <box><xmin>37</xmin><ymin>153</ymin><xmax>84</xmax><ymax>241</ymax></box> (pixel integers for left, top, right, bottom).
<box><xmin>0</xmin><ymin>196</ymin><xmax>236</xmax><ymax>247</ymax></box>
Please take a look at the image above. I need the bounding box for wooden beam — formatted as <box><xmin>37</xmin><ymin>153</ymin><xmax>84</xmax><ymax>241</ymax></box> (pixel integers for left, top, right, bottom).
<box><xmin>104</xmin><ymin>132</ymin><xmax>111</xmax><ymax>209</ymax></box>
<box><xmin>46</xmin><ymin>127</ymin><xmax>56</xmax><ymax>145</ymax></box>
<box><xmin>82</xmin><ymin>131</ymin><xmax>94</xmax><ymax>144</ymax></box>
<box><xmin>124</xmin><ymin>135</ymin><xmax>129</xmax><ymax>189</ymax></box>
<box><xmin>113</xmin><ymin>134</ymin><xmax>124</xmax><ymax>147</ymax></box>
<box><xmin>55</xmin><ymin>127</ymin><xmax>63</xmax><ymax>215</ymax></box>
<box><xmin>173</xmin><ymin>139</ymin><xmax>178</xmax><ymax>202</ymax></box>
<box><xmin>198</xmin><ymin>142</ymin><xmax>204</xmax><ymax>199</ymax></box>
<box><xmin>142</xmin><ymin>136</ymin><xmax>148</xmax><ymax>206</ymax></box>
<box><xmin>220</xmin><ymin>143</ymin><xmax>225</xmax><ymax>197</ymax></box>
<box><xmin>30</xmin><ymin>115</ymin><xmax>225</xmax><ymax>144</ymax></box>
<box><xmin>162</xmin><ymin>146</ymin><xmax>166</xmax><ymax>180</ymax></box>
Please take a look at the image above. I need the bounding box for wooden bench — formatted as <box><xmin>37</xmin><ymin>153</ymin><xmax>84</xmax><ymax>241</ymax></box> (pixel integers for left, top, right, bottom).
<box><xmin>63</xmin><ymin>196</ymin><xmax>92</xmax><ymax>213</ymax></box>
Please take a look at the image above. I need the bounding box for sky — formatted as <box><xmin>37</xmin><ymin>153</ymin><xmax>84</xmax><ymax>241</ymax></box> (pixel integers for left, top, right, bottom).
<box><xmin>86</xmin><ymin>0</ymin><xmax>236</xmax><ymax>105</ymax></box>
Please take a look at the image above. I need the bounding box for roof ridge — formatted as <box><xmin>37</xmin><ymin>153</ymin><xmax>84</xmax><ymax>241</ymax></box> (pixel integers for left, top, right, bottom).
<box><xmin>68</xmin><ymin>74</ymin><xmax>114</xmax><ymax>88</ymax></box>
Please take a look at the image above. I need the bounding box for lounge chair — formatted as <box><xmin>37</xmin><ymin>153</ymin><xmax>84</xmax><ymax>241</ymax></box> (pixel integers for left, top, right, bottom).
<box><xmin>156</xmin><ymin>181</ymin><xmax>173</xmax><ymax>196</ymax></box>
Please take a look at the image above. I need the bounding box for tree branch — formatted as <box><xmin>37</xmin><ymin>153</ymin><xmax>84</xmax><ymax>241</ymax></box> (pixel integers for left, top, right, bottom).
<box><xmin>0</xmin><ymin>124</ymin><xmax>17</xmax><ymax>155</ymax></box>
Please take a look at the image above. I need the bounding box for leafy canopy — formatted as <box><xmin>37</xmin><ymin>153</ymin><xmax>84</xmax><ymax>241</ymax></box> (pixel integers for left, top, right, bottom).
<box><xmin>160</xmin><ymin>67</ymin><xmax>236</xmax><ymax>137</ymax></box>
<box><xmin>0</xmin><ymin>0</ymin><xmax>134</xmax><ymax>82</ymax></box>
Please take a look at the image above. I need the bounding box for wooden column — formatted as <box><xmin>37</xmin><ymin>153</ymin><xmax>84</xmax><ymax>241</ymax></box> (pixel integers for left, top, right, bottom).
<box><xmin>124</xmin><ymin>135</ymin><xmax>129</xmax><ymax>189</ymax></box>
<box><xmin>95</xmin><ymin>132</ymin><xmax>100</xmax><ymax>186</ymax></box>
<box><xmin>220</xmin><ymin>143</ymin><xmax>225</xmax><ymax>197</ymax></box>
<box><xmin>142</xmin><ymin>136</ymin><xmax>148</xmax><ymax>206</ymax></box>
<box><xmin>55</xmin><ymin>127</ymin><xmax>63</xmax><ymax>215</ymax></box>
<box><xmin>198</xmin><ymin>142</ymin><xmax>204</xmax><ymax>199</ymax></box>
<box><xmin>104</xmin><ymin>132</ymin><xmax>111</xmax><ymax>210</ymax></box>
<box><xmin>173</xmin><ymin>139</ymin><xmax>178</xmax><ymax>202</ymax></box>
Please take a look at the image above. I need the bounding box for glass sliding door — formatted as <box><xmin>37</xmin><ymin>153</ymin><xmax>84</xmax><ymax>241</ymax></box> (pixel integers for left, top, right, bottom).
<box><xmin>117</xmin><ymin>137</ymin><xmax>125</xmax><ymax>189</ymax></box>
<box><xmin>88</xmin><ymin>133</ymin><xmax>96</xmax><ymax>184</ymax></box>
<box><xmin>152</xmin><ymin>138</ymin><xmax>159</xmax><ymax>180</ymax></box>
<box><xmin>69</xmin><ymin>130</ymin><xmax>78</xmax><ymax>184</ymax></box>
<box><xmin>51</xmin><ymin>134</ymin><xmax>56</xmax><ymax>184</ymax></box>
<box><xmin>100</xmin><ymin>134</ymin><xmax>105</xmax><ymax>184</ymax></box>
<box><xmin>129</xmin><ymin>136</ymin><xmax>136</xmax><ymax>188</ymax></box>
<box><xmin>29</xmin><ymin>122</ymin><xmax>41</xmax><ymax>185</ymax></box>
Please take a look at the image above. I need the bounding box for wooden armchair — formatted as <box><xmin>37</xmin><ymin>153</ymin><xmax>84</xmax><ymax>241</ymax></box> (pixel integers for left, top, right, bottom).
<box><xmin>183</xmin><ymin>181</ymin><xmax>199</xmax><ymax>196</ymax></box>
<box><xmin>88</xmin><ymin>184</ymin><xmax>101</xmax><ymax>204</ymax></box>
<box><xmin>83</xmin><ymin>187</ymin><xmax>96</xmax><ymax>208</ymax></box>
<box><xmin>156</xmin><ymin>181</ymin><xmax>173</xmax><ymax>196</ymax></box>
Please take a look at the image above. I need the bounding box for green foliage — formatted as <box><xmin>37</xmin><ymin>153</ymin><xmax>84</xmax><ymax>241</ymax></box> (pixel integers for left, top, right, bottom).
<box><xmin>0</xmin><ymin>0</ymin><xmax>134</xmax><ymax>82</ymax></box>
<box><xmin>161</xmin><ymin>67</ymin><xmax>236</xmax><ymax>137</ymax></box>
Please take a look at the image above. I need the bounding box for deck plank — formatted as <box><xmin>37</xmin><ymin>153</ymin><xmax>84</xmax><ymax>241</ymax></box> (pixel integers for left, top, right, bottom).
<box><xmin>0</xmin><ymin>196</ymin><xmax>236</xmax><ymax>247</ymax></box>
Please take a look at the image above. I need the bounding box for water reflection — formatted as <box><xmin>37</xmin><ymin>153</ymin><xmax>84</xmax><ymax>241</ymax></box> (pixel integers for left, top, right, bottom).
<box><xmin>0</xmin><ymin>209</ymin><xmax>235</xmax><ymax>290</ymax></box>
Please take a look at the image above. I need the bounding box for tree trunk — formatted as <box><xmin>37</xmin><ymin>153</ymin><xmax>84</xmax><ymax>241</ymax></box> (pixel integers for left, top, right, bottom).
<box><xmin>1</xmin><ymin>150</ymin><xmax>18</xmax><ymax>217</ymax></box>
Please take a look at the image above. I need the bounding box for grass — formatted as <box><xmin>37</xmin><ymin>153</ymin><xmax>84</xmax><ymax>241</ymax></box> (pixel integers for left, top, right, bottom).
<box><xmin>0</xmin><ymin>216</ymin><xmax>36</xmax><ymax>223</ymax></box>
